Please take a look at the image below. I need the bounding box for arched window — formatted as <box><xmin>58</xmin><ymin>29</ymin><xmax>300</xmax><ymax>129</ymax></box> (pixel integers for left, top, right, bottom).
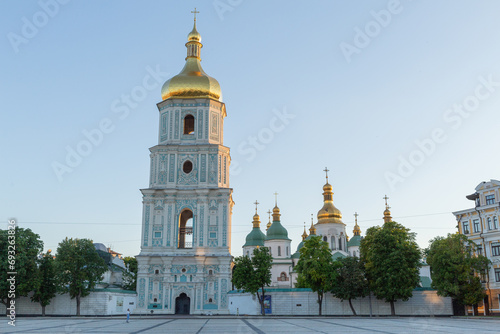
<box><xmin>488</xmin><ymin>217</ymin><xmax>492</xmax><ymax>230</ymax></box>
<box><xmin>278</xmin><ymin>246</ymin><xmax>281</xmax><ymax>256</ymax></box>
<box><xmin>154</xmin><ymin>269</ymin><xmax>159</xmax><ymax>275</ymax></box>
<box><xmin>246</xmin><ymin>250</ymin><xmax>249</xmax><ymax>257</ymax></box>
<box><xmin>338</xmin><ymin>237</ymin><xmax>342</xmax><ymax>251</ymax></box>
<box><xmin>331</xmin><ymin>236</ymin><xmax>335</xmax><ymax>250</ymax></box>
<box><xmin>183</xmin><ymin>115</ymin><xmax>195</xmax><ymax>135</ymax></box>
<box><xmin>209</xmin><ymin>270</ymin><xmax>213</xmax><ymax>276</ymax></box>
<box><xmin>286</xmin><ymin>246</ymin><xmax>289</xmax><ymax>256</ymax></box>
<box><xmin>323</xmin><ymin>236</ymin><xmax>327</xmax><ymax>242</ymax></box>
<box><xmin>209</xmin><ymin>298</ymin><xmax>213</xmax><ymax>303</ymax></box>
<box><xmin>178</xmin><ymin>210</ymin><xmax>193</xmax><ymax>248</ymax></box>
<box><xmin>279</xmin><ymin>272</ymin><xmax>287</xmax><ymax>281</ymax></box>
<box><xmin>494</xmin><ymin>216</ymin><xmax>499</xmax><ymax>229</ymax></box>
<box><xmin>183</xmin><ymin>160</ymin><xmax>193</xmax><ymax>174</ymax></box>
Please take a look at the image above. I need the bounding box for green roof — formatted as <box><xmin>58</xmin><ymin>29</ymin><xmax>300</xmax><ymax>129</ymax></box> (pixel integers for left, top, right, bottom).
<box><xmin>266</xmin><ymin>221</ymin><xmax>291</xmax><ymax>241</ymax></box>
<box><xmin>332</xmin><ymin>251</ymin><xmax>347</xmax><ymax>260</ymax></box>
<box><xmin>243</xmin><ymin>227</ymin><xmax>266</xmax><ymax>247</ymax></box>
<box><xmin>419</xmin><ymin>276</ymin><xmax>432</xmax><ymax>288</ymax></box>
<box><xmin>347</xmin><ymin>235</ymin><xmax>362</xmax><ymax>247</ymax></box>
<box><xmin>291</xmin><ymin>251</ymin><xmax>300</xmax><ymax>259</ymax></box>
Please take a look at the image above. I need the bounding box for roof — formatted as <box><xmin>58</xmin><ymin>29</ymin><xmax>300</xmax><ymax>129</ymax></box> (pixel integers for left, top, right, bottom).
<box><xmin>243</xmin><ymin>227</ymin><xmax>266</xmax><ymax>247</ymax></box>
<box><xmin>331</xmin><ymin>252</ymin><xmax>347</xmax><ymax>260</ymax></box>
<box><xmin>347</xmin><ymin>235</ymin><xmax>362</xmax><ymax>247</ymax></box>
<box><xmin>419</xmin><ymin>276</ymin><xmax>432</xmax><ymax>288</ymax></box>
<box><xmin>266</xmin><ymin>221</ymin><xmax>291</xmax><ymax>241</ymax></box>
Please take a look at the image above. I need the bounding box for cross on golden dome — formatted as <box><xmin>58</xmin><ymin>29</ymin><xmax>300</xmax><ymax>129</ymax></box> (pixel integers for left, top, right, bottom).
<box><xmin>383</xmin><ymin>195</ymin><xmax>389</xmax><ymax>208</ymax></box>
<box><xmin>323</xmin><ymin>167</ymin><xmax>330</xmax><ymax>183</ymax></box>
<box><xmin>254</xmin><ymin>200</ymin><xmax>259</xmax><ymax>214</ymax></box>
<box><xmin>191</xmin><ymin>8</ymin><xmax>199</xmax><ymax>21</ymax></box>
<box><xmin>274</xmin><ymin>192</ymin><xmax>279</xmax><ymax>206</ymax></box>
<box><xmin>354</xmin><ymin>212</ymin><xmax>359</xmax><ymax>223</ymax></box>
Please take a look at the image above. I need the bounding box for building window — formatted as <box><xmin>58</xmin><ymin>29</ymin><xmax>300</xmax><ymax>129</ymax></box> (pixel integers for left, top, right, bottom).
<box><xmin>209</xmin><ymin>232</ymin><xmax>216</xmax><ymax>239</ymax></box>
<box><xmin>488</xmin><ymin>217</ymin><xmax>493</xmax><ymax>230</ymax></box>
<box><xmin>278</xmin><ymin>272</ymin><xmax>288</xmax><ymax>282</ymax></box>
<box><xmin>154</xmin><ymin>232</ymin><xmax>162</xmax><ymax>238</ymax></box>
<box><xmin>246</xmin><ymin>251</ymin><xmax>249</xmax><ymax>257</ymax></box>
<box><xmin>477</xmin><ymin>245</ymin><xmax>483</xmax><ymax>256</ymax></box>
<box><xmin>178</xmin><ymin>210</ymin><xmax>193</xmax><ymax>249</ymax></box>
<box><xmin>286</xmin><ymin>246</ymin><xmax>289</xmax><ymax>256</ymax></box>
<box><xmin>323</xmin><ymin>236</ymin><xmax>327</xmax><ymax>242</ymax></box>
<box><xmin>494</xmin><ymin>216</ymin><xmax>499</xmax><ymax>229</ymax></box>
<box><xmin>495</xmin><ymin>268</ymin><xmax>500</xmax><ymax>282</ymax></box>
<box><xmin>278</xmin><ymin>246</ymin><xmax>281</xmax><ymax>256</ymax></box>
<box><xmin>183</xmin><ymin>160</ymin><xmax>193</xmax><ymax>174</ymax></box>
<box><xmin>209</xmin><ymin>298</ymin><xmax>213</xmax><ymax>303</ymax></box>
<box><xmin>486</xmin><ymin>194</ymin><xmax>495</xmax><ymax>205</ymax></box>
<box><xmin>208</xmin><ymin>270</ymin><xmax>213</xmax><ymax>276</ymax></box>
<box><xmin>473</xmin><ymin>219</ymin><xmax>480</xmax><ymax>233</ymax></box>
<box><xmin>183</xmin><ymin>114</ymin><xmax>195</xmax><ymax>135</ymax></box>
<box><xmin>155</xmin><ymin>269</ymin><xmax>159</xmax><ymax>275</ymax></box>
<box><xmin>492</xmin><ymin>243</ymin><xmax>500</xmax><ymax>256</ymax></box>
<box><xmin>338</xmin><ymin>237</ymin><xmax>342</xmax><ymax>251</ymax></box>
<box><xmin>462</xmin><ymin>221</ymin><xmax>470</xmax><ymax>234</ymax></box>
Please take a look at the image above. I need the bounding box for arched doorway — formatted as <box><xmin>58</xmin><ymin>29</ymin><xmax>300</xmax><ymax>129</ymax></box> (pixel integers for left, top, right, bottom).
<box><xmin>178</xmin><ymin>210</ymin><xmax>193</xmax><ymax>249</ymax></box>
<box><xmin>175</xmin><ymin>293</ymin><xmax>190</xmax><ymax>314</ymax></box>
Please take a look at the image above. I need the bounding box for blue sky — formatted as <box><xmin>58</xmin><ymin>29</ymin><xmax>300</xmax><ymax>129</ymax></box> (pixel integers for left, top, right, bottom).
<box><xmin>2</xmin><ymin>0</ymin><xmax>500</xmax><ymax>257</ymax></box>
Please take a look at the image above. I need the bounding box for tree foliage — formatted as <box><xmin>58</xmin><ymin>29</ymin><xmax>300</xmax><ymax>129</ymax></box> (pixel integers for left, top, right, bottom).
<box><xmin>330</xmin><ymin>256</ymin><xmax>369</xmax><ymax>315</ymax></box>
<box><xmin>425</xmin><ymin>233</ymin><xmax>490</xmax><ymax>307</ymax></box>
<box><xmin>31</xmin><ymin>251</ymin><xmax>57</xmax><ymax>316</ymax></box>
<box><xmin>122</xmin><ymin>256</ymin><xmax>138</xmax><ymax>291</ymax></box>
<box><xmin>232</xmin><ymin>247</ymin><xmax>272</xmax><ymax>315</ymax></box>
<box><xmin>0</xmin><ymin>227</ymin><xmax>43</xmax><ymax>313</ymax></box>
<box><xmin>360</xmin><ymin>221</ymin><xmax>421</xmax><ymax>316</ymax></box>
<box><xmin>295</xmin><ymin>236</ymin><xmax>334</xmax><ymax>315</ymax></box>
<box><xmin>55</xmin><ymin>238</ymin><xmax>107</xmax><ymax>316</ymax></box>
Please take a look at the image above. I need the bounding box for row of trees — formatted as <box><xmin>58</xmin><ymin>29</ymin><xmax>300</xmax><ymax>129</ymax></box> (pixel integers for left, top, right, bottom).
<box><xmin>232</xmin><ymin>221</ymin><xmax>491</xmax><ymax>316</ymax></box>
<box><xmin>0</xmin><ymin>227</ymin><xmax>137</xmax><ymax>316</ymax></box>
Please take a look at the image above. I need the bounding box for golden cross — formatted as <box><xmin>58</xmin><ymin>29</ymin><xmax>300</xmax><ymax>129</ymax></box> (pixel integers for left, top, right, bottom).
<box><xmin>311</xmin><ymin>213</ymin><xmax>314</xmax><ymax>224</ymax></box>
<box><xmin>191</xmin><ymin>8</ymin><xmax>199</xmax><ymax>21</ymax></box>
<box><xmin>383</xmin><ymin>195</ymin><xmax>389</xmax><ymax>207</ymax></box>
<box><xmin>267</xmin><ymin>210</ymin><xmax>272</xmax><ymax>221</ymax></box>
<box><xmin>274</xmin><ymin>192</ymin><xmax>279</xmax><ymax>206</ymax></box>
<box><xmin>354</xmin><ymin>212</ymin><xmax>359</xmax><ymax>224</ymax></box>
<box><xmin>323</xmin><ymin>167</ymin><xmax>330</xmax><ymax>182</ymax></box>
<box><xmin>254</xmin><ymin>200</ymin><xmax>259</xmax><ymax>213</ymax></box>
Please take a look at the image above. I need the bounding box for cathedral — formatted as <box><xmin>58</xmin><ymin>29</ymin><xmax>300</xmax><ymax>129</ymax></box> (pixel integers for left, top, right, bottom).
<box><xmin>136</xmin><ymin>15</ymin><xmax>233</xmax><ymax>315</ymax></box>
<box><xmin>242</xmin><ymin>171</ymin><xmax>376</xmax><ymax>287</ymax></box>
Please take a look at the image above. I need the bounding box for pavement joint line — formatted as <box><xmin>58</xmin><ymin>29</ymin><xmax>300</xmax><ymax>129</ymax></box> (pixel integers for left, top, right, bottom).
<box><xmin>6</xmin><ymin>319</ymin><xmax>102</xmax><ymax>333</ymax></box>
<box><xmin>277</xmin><ymin>319</ymin><xmax>331</xmax><ymax>334</ymax></box>
<box><xmin>129</xmin><ymin>319</ymin><xmax>176</xmax><ymax>334</ymax></box>
<box><xmin>195</xmin><ymin>319</ymin><xmax>210</xmax><ymax>334</ymax></box>
<box><xmin>241</xmin><ymin>319</ymin><xmax>266</xmax><ymax>334</ymax></box>
<box><xmin>311</xmin><ymin>318</ymin><xmax>395</xmax><ymax>334</ymax></box>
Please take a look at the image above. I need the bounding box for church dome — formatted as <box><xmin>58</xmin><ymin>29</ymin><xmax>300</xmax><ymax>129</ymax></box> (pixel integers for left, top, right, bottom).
<box><xmin>266</xmin><ymin>205</ymin><xmax>291</xmax><ymax>241</ymax></box>
<box><xmin>317</xmin><ymin>182</ymin><xmax>343</xmax><ymax>225</ymax></box>
<box><xmin>161</xmin><ymin>21</ymin><xmax>222</xmax><ymax>102</ymax></box>
<box><xmin>243</xmin><ymin>228</ymin><xmax>266</xmax><ymax>247</ymax></box>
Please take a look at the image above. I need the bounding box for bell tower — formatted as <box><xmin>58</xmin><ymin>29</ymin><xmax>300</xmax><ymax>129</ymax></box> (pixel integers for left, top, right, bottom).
<box><xmin>136</xmin><ymin>12</ymin><xmax>233</xmax><ymax>315</ymax></box>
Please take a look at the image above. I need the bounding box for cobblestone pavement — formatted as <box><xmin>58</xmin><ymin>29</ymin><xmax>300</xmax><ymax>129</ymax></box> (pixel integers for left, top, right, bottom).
<box><xmin>2</xmin><ymin>316</ymin><xmax>499</xmax><ymax>334</ymax></box>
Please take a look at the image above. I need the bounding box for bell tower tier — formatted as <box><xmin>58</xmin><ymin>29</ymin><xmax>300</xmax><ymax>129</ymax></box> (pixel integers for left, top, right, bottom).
<box><xmin>136</xmin><ymin>15</ymin><xmax>233</xmax><ymax>315</ymax></box>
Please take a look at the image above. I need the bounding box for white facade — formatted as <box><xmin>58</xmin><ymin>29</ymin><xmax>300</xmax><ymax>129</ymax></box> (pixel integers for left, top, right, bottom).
<box><xmin>453</xmin><ymin>179</ymin><xmax>500</xmax><ymax>315</ymax></box>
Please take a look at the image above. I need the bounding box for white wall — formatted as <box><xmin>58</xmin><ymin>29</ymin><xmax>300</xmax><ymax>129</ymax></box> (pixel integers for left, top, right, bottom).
<box><xmin>0</xmin><ymin>290</ymin><xmax>137</xmax><ymax>316</ymax></box>
<box><xmin>228</xmin><ymin>289</ymin><xmax>452</xmax><ymax>316</ymax></box>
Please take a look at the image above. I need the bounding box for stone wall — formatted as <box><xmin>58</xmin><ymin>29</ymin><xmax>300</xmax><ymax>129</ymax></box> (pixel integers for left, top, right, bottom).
<box><xmin>228</xmin><ymin>288</ymin><xmax>452</xmax><ymax>316</ymax></box>
<box><xmin>0</xmin><ymin>290</ymin><xmax>137</xmax><ymax>316</ymax></box>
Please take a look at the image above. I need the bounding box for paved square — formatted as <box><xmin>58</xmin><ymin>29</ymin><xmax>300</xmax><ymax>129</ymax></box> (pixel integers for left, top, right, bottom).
<box><xmin>2</xmin><ymin>316</ymin><xmax>499</xmax><ymax>334</ymax></box>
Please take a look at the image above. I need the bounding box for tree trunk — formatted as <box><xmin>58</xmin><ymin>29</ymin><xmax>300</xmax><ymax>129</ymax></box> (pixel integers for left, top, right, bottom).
<box><xmin>390</xmin><ymin>300</ymin><xmax>395</xmax><ymax>316</ymax></box>
<box><xmin>318</xmin><ymin>292</ymin><xmax>323</xmax><ymax>316</ymax></box>
<box><xmin>42</xmin><ymin>305</ymin><xmax>46</xmax><ymax>316</ymax></box>
<box><xmin>76</xmin><ymin>294</ymin><xmax>81</xmax><ymax>316</ymax></box>
<box><xmin>257</xmin><ymin>291</ymin><xmax>265</xmax><ymax>316</ymax></box>
<box><xmin>348</xmin><ymin>298</ymin><xmax>357</xmax><ymax>316</ymax></box>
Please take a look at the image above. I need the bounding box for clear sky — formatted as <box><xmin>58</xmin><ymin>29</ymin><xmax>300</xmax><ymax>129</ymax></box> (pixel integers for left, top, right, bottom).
<box><xmin>2</xmin><ymin>0</ymin><xmax>500</xmax><ymax>258</ymax></box>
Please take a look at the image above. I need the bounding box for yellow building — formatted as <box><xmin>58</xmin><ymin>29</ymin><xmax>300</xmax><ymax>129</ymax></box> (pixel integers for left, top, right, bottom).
<box><xmin>453</xmin><ymin>179</ymin><xmax>500</xmax><ymax>315</ymax></box>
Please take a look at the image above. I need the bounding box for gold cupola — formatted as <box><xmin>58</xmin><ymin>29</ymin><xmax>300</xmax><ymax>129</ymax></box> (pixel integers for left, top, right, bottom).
<box><xmin>301</xmin><ymin>223</ymin><xmax>308</xmax><ymax>241</ymax></box>
<box><xmin>160</xmin><ymin>16</ymin><xmax>222</xmax><ymax>102</ymax></box>
<box><xmin>383</xmin><ymin>195</ymin><xmax>393</xmax><ymax>223</ymax></box>
<box><xmin>317</xmin><ymin>169</ymin><xmax>343</xmax><ymax>225</ymax></box>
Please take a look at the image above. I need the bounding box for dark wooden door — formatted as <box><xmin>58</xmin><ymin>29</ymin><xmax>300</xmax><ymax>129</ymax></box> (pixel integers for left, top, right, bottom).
<box><xmin>175</xmin><ymin>293</ymin><xmax>190</xmax><ymax>315</ymax></box>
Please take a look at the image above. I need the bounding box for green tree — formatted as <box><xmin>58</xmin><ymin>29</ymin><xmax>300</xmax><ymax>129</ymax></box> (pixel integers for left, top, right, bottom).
<box><xmin>295</xmin><ymin>236</ymin><xmax>334</xmax><ymax>315</ymax></box>
<box><xmin>0</xmin><ymin>227</ymin><xmax>43</xmax><ymax>315</ymax></box>
<box><xmin>122</xmin><ymin>256</ymin><xmax>138</xmax><ymax>291</ymax></box>
<box><xmin>232</xmin><ymin>247</ymin><xmax>272</xmax><ymax>315</ymax></box>
<box><xmin>31</xmin><ymin>250</ymin><xmax>57</xmax><ymax>316</ymax></box>
<box><xmin>360</xmin><ymin>221</ymin><xmax>421</xmax><ymax>316</ymax></box>
<box><xmin>425</xmin><ymin>233</ymin><xmax>490</xmax><ymax>311</ymax></box>
<box><xmin>55</xmin><ymin>238</ymin><xmax>107</xmax><ymax>316</ymax></box>
<box><xmin>330</xmin><ymin>256</ymin><xmax>369</xmax><ymax>315</ymax></box>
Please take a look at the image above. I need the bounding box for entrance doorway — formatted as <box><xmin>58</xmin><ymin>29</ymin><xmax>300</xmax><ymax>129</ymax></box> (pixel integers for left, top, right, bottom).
<box><xmin>175</xmin><ymin>293</ymin><xmax>190</xmax><ymax>314</ymax></box>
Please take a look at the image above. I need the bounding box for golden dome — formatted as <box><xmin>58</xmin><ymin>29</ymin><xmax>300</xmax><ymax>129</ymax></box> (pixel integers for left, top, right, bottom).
<box><xmin>161</xmin><ymin>21</ymin><xmax>222</xmax><ymax>102</ymax></box>
<box><xmin>253</xmin><ymin>213</ymin><xmax>260</xmax><ymax>228</ymax></box>
<box><xmin>272</xmin><ymin>205</ymin><xmax>281</xmax><ymax>222</ymax></box>
<box><xmin>317</xmin><ymin>182</ymin><xmax>343</xmax><ymax>225</ymax></box>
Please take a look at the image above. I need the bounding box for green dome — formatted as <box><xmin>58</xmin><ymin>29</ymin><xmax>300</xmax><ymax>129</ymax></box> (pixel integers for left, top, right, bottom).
<box><xmin>243</xmin><ymin>227</ymin><xmax>266</xmax><ymax>247</ymax></box>
<box><xmin>291</xmin><ymin>251</ymin><xmax>300</xmax><ymax>259</ymax></box>
<box><xmin>347</xmin><ymin>235</ymin><xmax>362</xmax><ymax>248</ymax></box>
<box><xmin>266</xmin><ymin>221</ymin><xmax>291</xmax><ymax>241</ymax></box>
